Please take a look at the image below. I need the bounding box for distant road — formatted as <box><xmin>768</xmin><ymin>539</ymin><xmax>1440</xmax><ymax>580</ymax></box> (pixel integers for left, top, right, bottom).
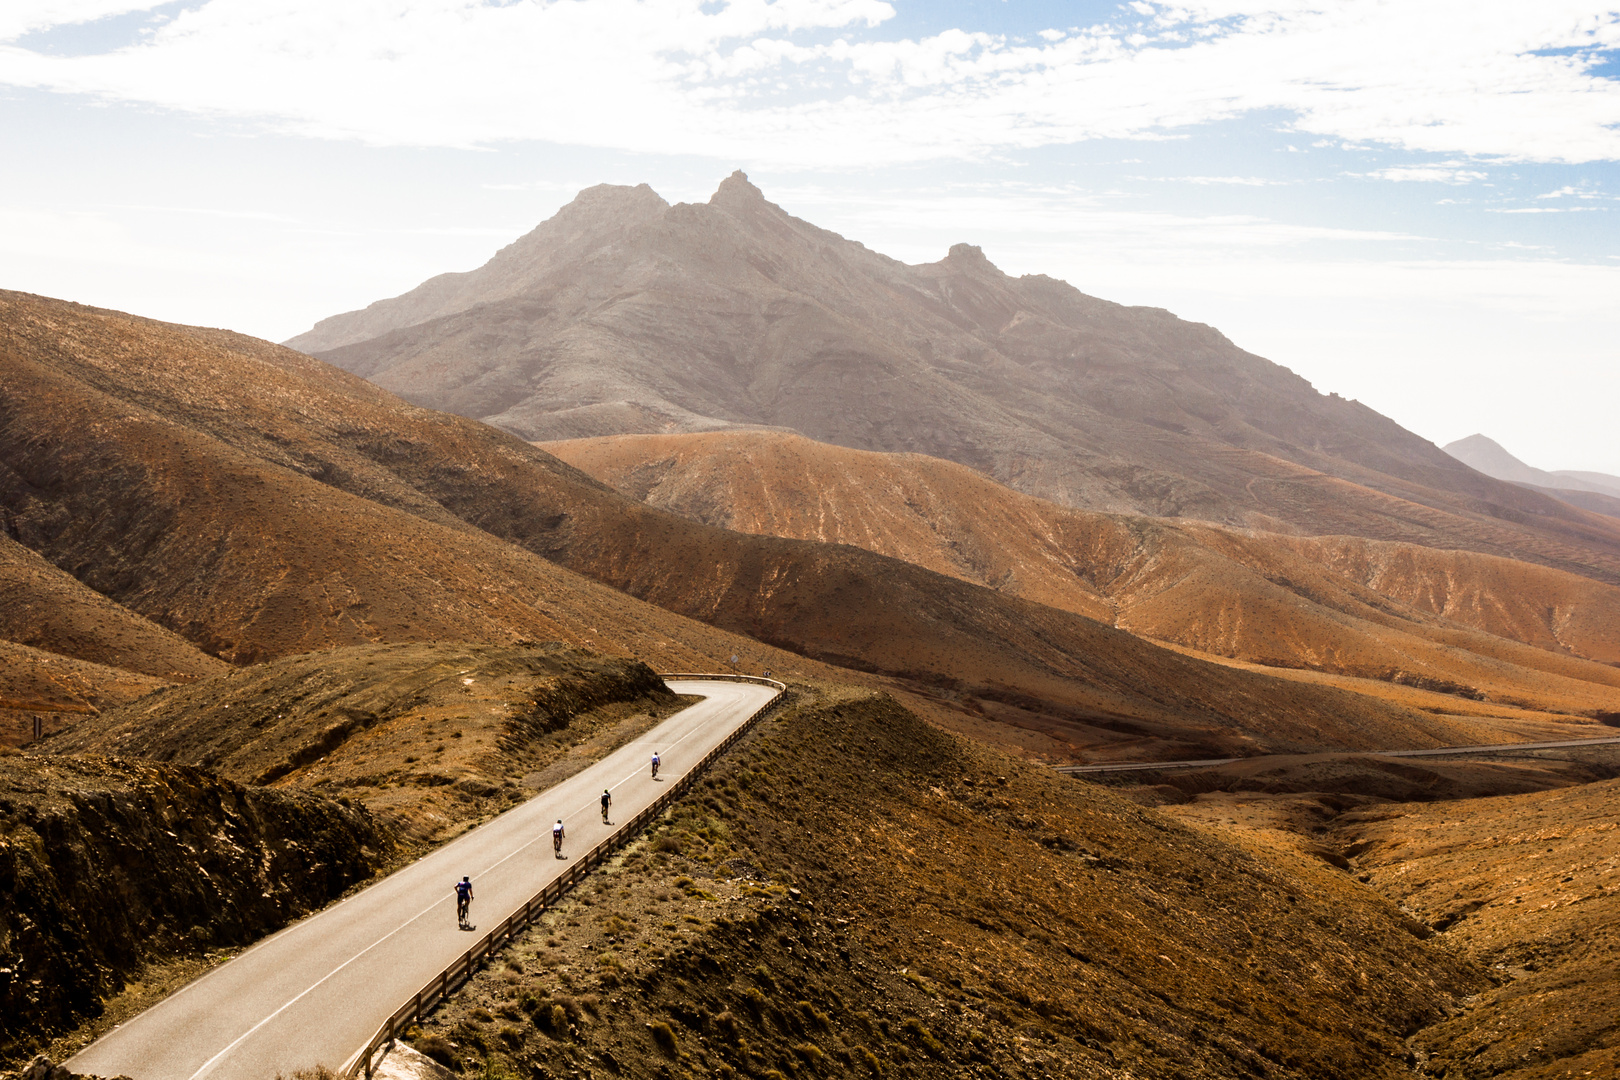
<box><xmin>1056</xmin><ymin>734</ymin><xmax>1620</xmax><ymax>775</ymax></box>
<box><xmin>67</xmin><ymin>679</ymin><xmax>777</xmax><ymax>1080</ymax></box>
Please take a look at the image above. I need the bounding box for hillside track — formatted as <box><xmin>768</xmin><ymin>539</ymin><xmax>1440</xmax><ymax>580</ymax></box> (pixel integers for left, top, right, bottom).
<box><xmin>1056</xmin><ymin>733</ymin><xmax>1620</xmax><ymax>774</ymax></box>
<box><xmin>66</xmin><ymin>680</ymin><xmax>776</xmax><ymax>1080</ymax></box>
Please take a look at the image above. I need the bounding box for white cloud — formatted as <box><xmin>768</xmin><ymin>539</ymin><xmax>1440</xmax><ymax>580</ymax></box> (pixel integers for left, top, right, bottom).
<box><xmin>0</xmin><ymin>1</ymin><xmax>1614</xmax><ymax>167</ymax></box>
<box><xmin>1359</xmin><ymin>165</ymin><xmax>1490</xmax><ymax>183</ymax></box>
<box><xmin>1166</xmin><ymin>175</ymin><xmax>1289</xmax><ymax>185</ymax></box>
<box><xmin>1536</xmin><ymin>183</ymin><xmax>1606</xmax><ymax>198</ymax></box>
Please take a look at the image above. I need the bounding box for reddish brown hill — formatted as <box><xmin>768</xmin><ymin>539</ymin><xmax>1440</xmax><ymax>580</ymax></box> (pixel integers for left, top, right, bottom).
<box><xmin>547</xmin><ymin>430</ymin><xmax>1620</xmax><ymax>721</ymax></box>
<box><xmin>290</xmin><ymin>173</ymin><xmax>1620</xmax><ymax>586</ymax></box>
<box><xmin>0</xmin><ymin>291</ymin><xmax>1513</xmax><ymax>759</ymax></box>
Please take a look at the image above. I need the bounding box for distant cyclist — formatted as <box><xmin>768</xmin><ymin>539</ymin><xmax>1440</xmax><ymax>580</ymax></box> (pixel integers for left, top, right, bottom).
<box><xmin>453</xmin><ymin>876</ymin><xmax>473</xmax><ymax>928</ymax></box>
<box><xmin>651</xmin><ymin>751</ymin><xmax>661</xmax><ymax>779</ymax></box>
<box><xmin>552</xmin><ymin>818</ymin><xmax>565</xmax><ymax>858</ymax></box>
<box><xmin>600</xmin><ymin>789</ymin><xmax>612</xmax><ymax>824</ymax></box>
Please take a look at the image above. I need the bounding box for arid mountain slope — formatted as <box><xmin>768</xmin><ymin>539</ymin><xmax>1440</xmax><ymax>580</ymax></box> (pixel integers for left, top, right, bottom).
<box><xmin>0</xmin><ymin>291</ymin><xmax>814</xmax><ymax>675</ymax></box>
<box><xmin>0</xmin><ymin>291</ymin><xmax>1513</xmax><ymax>759</ymax></box>
<box><xmin>291</xmin><ymin>173</ymin><xmax>1620</xmax><ymax>585</ymax></box>
<box><xmin>0</xmin><ymin>531</ymin><xmax>226</xmax><ymax>745</ymax></box>
<box><xmin>547</xmin><ymin>431</ymin><xmax>1620</xmax><ymax>720</ymax></box>
<box><xmin>0</xmin><ymin>532</ymin><xmax>226</xmax><ymax>681</ymax></box>
<box><xmin>1343</xmin><ymin>775</ymin><xmax>1620</xmax><ymax>1078</ymax></box>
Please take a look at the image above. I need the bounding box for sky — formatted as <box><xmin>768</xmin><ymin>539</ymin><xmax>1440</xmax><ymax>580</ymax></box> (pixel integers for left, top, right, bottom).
<box><xmin>1</xmin><ymin>1</ymin><xmax>1618</xmax><ymax>474</ymax></box>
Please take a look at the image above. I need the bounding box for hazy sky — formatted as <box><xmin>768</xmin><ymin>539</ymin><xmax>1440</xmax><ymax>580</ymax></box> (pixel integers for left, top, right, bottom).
<box><xmin>2</xmin><ymin>1</ymin><xmax>1618</xmax><ymax>473</ymax></box>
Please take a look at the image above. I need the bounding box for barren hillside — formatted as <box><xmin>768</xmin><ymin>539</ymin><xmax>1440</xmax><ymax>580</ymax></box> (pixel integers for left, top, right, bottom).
<box><xmin>291</xmin><ymin>173</ymin><xmax>1620</xmax><ymax>585</ymax></box>
<box><xmin>0</xmin><ymin>640</ymin><xmax>168</xmax><ymax>745</ymax></box>
<box><xmin>0</xmin><ymin>532</ymin><xmax>226</xmax><ymax>681</ymax></box>
<box><xmin>49</xmin><ymin>642</ymin><xmax>688</xmax><ymax>843</ymax></box>
<box><xmin>547</xmin><ymin>430</ymin><xmax>1620</xmax><ymax>722</ymax></box>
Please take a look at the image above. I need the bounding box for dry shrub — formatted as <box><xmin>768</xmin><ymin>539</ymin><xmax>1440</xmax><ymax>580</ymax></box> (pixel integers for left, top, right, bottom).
<box><xmin>649</xmin><ymin>1019</ymin><xmax>679</xmax><ymax>1056</ymax></box>
<box><xmin>412</xmin><ymin>1032</ymin><xmax>456</xmax><ymax>1068</ymax></box>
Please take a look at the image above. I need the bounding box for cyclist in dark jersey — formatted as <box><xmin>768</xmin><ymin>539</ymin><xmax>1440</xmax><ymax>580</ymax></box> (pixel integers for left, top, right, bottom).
<box><xmin>600</xmin><ymin>789</ymin><xmax>612</xmax><ymax>824</ymax></box>
<box><xmin>454</xmin><ymin>877</ymin><xmax>473</xmax><ymax>927</ymax></box>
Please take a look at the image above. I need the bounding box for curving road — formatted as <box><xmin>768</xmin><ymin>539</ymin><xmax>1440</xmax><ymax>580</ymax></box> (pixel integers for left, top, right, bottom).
<box><xmin>68</xmin><ymin>679</ymin><xmax>777</xmax><ymax>1080</ymax></box>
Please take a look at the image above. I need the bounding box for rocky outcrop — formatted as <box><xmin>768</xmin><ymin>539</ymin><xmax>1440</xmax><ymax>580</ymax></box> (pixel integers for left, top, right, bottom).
<box><xmin>14</xmin><ymin>1053</ymin><xmax>128</xmax><ymax>1080</ymax></box>
<box><xmin>0</xmin><ymin>753</ymin><xmax>394</xmax><ymax>1059</ymax></box>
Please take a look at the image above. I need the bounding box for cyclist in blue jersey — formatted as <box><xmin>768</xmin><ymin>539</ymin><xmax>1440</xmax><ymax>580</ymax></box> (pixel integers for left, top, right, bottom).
<box><xmin>454</xmin><ymin>877</ymin><xmax>473</xmax><ymax>927</ymax></box>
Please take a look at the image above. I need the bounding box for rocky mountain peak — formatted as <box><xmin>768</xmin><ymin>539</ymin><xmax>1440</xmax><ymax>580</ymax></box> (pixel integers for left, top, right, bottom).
<box><xmin>710</xmin><ymin>169</ymin><xmax>767</xmax><ymax>208</ymax></box>
<box><xmin>943</xmin><ymin>242</ymin><xmax>997</xmax><ymax>272</ymax></box>
<box><xmin>555</xmin><ymin>181</ymin><xmax>669</xmax><ymax>223</ymax></box>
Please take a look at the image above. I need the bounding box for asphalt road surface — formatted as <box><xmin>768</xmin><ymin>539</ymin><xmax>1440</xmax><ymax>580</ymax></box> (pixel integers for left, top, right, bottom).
<box><xmin>68</xmin><ymin>679</ymin><xmax>777</xmax><ymax>1080</ymax></box>
<box><xmin>1056</xmin><ymin>733</ymin><xmax>1620</xmax><ymax>774</ymax></box>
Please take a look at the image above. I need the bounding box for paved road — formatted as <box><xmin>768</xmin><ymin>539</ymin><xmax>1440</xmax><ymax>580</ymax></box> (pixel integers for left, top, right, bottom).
<box><xmin>68</xmin><ymin>679</ymin><xmax>777</xmax><ymax>1080</ymax></box>
<box><xmin>1056</xmin><ymin>733</ymin><xmax>1620</xmax><ymax>775</ymax></box>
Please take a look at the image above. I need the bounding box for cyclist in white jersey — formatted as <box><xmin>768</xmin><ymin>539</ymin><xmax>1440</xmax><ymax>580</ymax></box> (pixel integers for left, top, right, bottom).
<box><xmin>551</xmin><ymin>818</ymin><xmax>565</xmax><ymax>858</ymax></box>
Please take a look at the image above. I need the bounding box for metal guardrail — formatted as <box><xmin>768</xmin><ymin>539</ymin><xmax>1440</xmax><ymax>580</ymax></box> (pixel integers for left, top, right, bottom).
<box><xmin>344</xmin><ymin>675</ymin><xmax>785</xmax><ymax>1078</ymax></box>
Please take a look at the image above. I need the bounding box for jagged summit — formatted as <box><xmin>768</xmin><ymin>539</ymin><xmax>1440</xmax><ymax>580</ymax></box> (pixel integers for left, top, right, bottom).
<box><xmin>710</xmin><ymin>169</ymin><xmax>766</xmax><ymax>206</ymax></box>
<box><xmin>944</xmin><ymin>241</ymin><xmax>991</xmax><ymax>264</ymax></box>
<box><xmin>557</xmin><ymin>181</ymin><xmax>669</xmax><ymax>219</ymax></box>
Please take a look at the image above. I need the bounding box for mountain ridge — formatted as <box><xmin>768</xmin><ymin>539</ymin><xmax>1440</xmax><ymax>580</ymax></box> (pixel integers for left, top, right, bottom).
<box><xmin>289</xmin><ymin>174</ymin><xmax>1620</xmax><ymax>585</ymax></box>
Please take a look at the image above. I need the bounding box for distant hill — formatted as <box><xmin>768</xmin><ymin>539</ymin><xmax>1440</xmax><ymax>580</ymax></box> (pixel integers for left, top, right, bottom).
<box><xmin>547</xmin><ymin>429</ymin><xmax>1620</xmax><ymax>722</ymax></box>
<box><xmin>1444</xmin><ymin>434</ymin><xmax>1620</xmax><ymax>516</ymax></box>
<box><xmin>289</xmin><ymin>173</ymin><xmax>1620</xmax><ymax>585</ymax></box>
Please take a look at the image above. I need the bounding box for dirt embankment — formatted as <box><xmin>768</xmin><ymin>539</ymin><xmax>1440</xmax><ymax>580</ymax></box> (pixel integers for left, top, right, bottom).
<box><xmin>0</xmin><ymin>753</ymin><xmax>394</xmax><ymax>1063</ymax></box>
<box><xmin>404</xmin><ymin>686</ymin><xmax>1483</xmax><ymax>1080</ymax></box>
